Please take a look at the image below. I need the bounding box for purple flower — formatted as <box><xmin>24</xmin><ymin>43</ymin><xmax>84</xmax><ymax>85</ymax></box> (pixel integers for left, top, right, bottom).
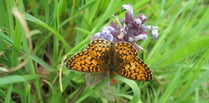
<box><xmin>91</xmin><ymin>4</ymin><xmax>159</xmax><ymax>52</ymax></box>
<box><xmin>91</xmin><ymin>26</ymin><xmax>115</xmax><ymax>42</ymax></box>
<box><xmin>151</xmin><ymin>26</ymin><xmax>159</xmax><ymax>40</ymax></box>
<box><xmin>122</xmin><ymin>4</ymin><xmax>133</xmax><ymax>18</ymax></box>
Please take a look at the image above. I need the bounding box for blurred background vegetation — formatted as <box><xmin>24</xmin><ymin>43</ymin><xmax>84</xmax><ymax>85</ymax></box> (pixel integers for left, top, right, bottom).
<box><xmin>0</xmin><ymin>0</ymin><xmax>209</xmax><ymax>103</ymax></box>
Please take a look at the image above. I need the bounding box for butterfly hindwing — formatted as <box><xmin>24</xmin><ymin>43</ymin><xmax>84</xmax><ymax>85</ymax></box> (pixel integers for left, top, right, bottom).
<box><xmin>114</xmin><ymin>42</ymin><xmax>152</xmax><ymax>81</ymax></box>
<box><xmin>117</xmin><ymin>57</ymin><xmax>152</xmax><ymax>81</ymax></box>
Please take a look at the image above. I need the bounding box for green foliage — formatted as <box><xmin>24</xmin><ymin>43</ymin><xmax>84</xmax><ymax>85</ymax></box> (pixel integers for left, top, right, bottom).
<box><xmin>0</xmin><ymin>0</ymin><xmax>209</xmax><ymax>103</ymax></box>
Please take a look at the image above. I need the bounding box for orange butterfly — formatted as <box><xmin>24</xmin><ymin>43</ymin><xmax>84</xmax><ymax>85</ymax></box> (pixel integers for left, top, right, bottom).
<box><xmin>66</xmin><ymin>39</ymin><xmax>152</xmax><ymax>81</ymax></box>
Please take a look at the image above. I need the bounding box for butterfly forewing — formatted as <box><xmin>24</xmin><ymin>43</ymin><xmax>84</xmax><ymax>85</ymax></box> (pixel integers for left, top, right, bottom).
<box><xmin>114</xmin><ymin>42</ymin><xmax>152</xmax><ymax>81</ymax></box>
<box><xmin>114</xmin><ymin>42</ymin><xmax>138</xmax><ymax>62</ymax></box>
<box><xmin>86</xmin><ymin>39</ymin><xmax>112</xmax><ymax>62</ymax></box>
<box><xmin>66</xmin><ymin>39</ymin><xmax>112</xmax><ymax>73</ymax></box>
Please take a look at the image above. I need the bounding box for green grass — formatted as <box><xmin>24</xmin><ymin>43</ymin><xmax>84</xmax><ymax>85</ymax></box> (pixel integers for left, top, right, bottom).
<box><xmin>0</xmin><ymin>0</ymin><xmax>209</xmax><ymax>103</ymax></box>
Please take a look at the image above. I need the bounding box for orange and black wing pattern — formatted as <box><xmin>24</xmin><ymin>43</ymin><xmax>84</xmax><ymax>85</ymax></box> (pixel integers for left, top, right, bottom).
<box><xmin>114</xmin><ymin>42</ymin><xmax>152</xmax><ymax>81</ymax></box>
<box><xmin>66</xmin><ymin>39</ymin><xmax>112</xmax><ymax>73</ymax></box>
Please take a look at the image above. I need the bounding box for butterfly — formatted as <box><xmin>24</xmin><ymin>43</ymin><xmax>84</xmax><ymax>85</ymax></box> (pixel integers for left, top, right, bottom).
<box><xmin>66</xmin><ymin>39</ymin><xmax>152</xmax><ymax>81</ymax></box>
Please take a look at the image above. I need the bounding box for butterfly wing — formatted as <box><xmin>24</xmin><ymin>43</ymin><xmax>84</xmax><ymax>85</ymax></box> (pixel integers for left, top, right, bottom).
<box><xmin>114</xmin><ymin>42</ymin><xmax>152</xmax><ymax>81</ymax></box>
<box><xmin>66</xmin><ymin>39</ymin><xmax>112</xmax><ymax>73</ymax></box>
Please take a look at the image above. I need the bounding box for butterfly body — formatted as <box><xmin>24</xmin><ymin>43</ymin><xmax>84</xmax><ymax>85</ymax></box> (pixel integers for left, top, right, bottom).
<box><xmin>66</xmin><ymin>39</ymin><xmax>152</xmax><ymax>81</ymax></box>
